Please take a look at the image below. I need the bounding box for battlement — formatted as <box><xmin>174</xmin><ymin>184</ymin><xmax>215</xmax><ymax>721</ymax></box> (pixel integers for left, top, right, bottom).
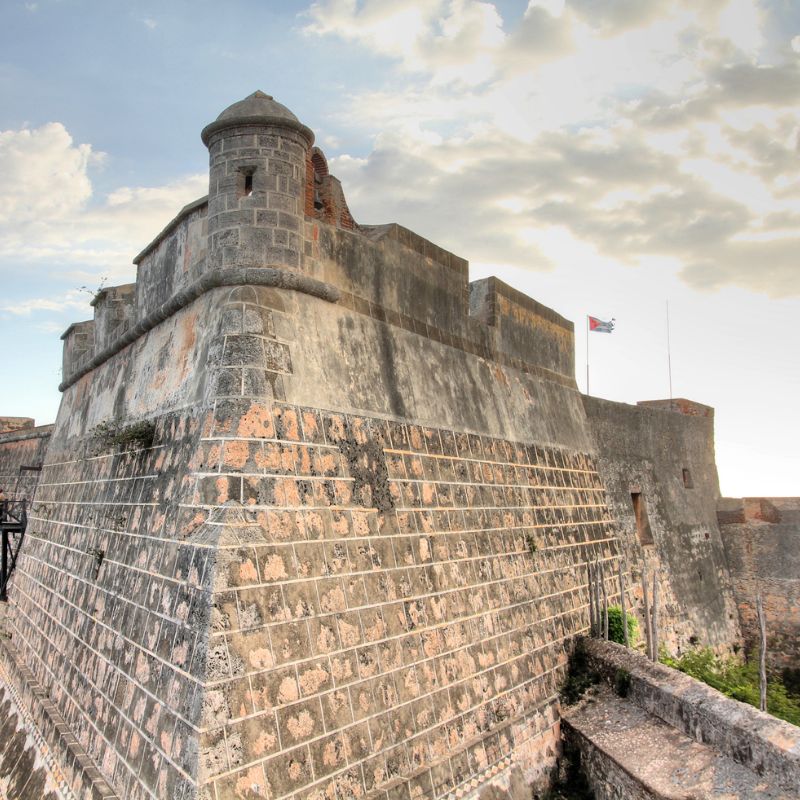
<box><xmin>60</xmin><ymin>93</ymin><xmax>575</xmax><ymax>392</ymax></box>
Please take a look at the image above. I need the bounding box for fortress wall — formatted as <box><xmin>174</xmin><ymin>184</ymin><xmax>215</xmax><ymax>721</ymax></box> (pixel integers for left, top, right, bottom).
<box><xmin>582</xmin><ymin>395</ymin><xmax>741</xmax><ymax>654</ymax></box>
<box><xmin>469</xmin><ymin>278</ymin><xmax>574</xmax><ymax>380</ymax></box>
<box><xmin>61</xmin><ymin>320</ymin><xmax>95</xmax><ymax>383</ymax></box>
<box><xmin>0</xmin><ymin>93</ymin><xmax>747</xmax><ymax>800</ymax></box>
<box><xmin>92</xmin><ymin>283</ymin><xmax>136</xmax><ymax>353</ymax></box>
<box><xmin>308</xmin><ymin>222</ymin><xmax>575</xmax><ymax>386</ymax></box>
<box><xmin>2</xmin><ymin>241</ymin><xmax>744</xmax><ymax>800</ymax></box>
<box><xmin>4</xmin><ymin>267</ymin><xmax>622</xmax><ymax>800</ymax></box>
<box><xmin>718</xmin><ymin>497</ymin><xmax>800</xmax><ymax>674</ymax></box>
<box><xmin>191</xmin><ymin>283</ymin><xmax>619</xmax><ymax>800</ymax></box>
<box><xmin>307</xmin><ymin>222</ymin><xmax>471</xmax><ymax>341</ymax></box>
<box><xmin>282</xmin><ymin>290</ymin><xmax>584</xmax><ymax>441</ymax></box>
<box><xmin>0</xmin><ymin>425</ymin><xmax>53</xmax><ymax>501</ymax></box>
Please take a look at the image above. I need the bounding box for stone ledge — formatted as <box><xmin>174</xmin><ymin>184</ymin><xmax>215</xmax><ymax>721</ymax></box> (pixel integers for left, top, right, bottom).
<box><xmin>581</xmin><ymin>638</ymin><xmax>800</xmax><ymax>794</ymax></box>
<box><xmin>0</xmin><ymin>425</ymin><xmax>54</xmax><ymax>445</ymax></box>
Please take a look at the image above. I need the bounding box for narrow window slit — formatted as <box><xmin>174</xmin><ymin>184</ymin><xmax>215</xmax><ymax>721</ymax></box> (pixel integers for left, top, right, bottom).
<box><xmin>631</xmin><ymin>491</ymin><xmax>654</xmax><ymax>546</ymax></box>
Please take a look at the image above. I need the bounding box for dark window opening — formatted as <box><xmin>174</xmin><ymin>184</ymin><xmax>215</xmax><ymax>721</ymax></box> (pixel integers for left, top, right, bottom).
<box><xmin>682</xmin><ymin>468</ymin><xmax>693</xmax><ymax>488</ymax></box>
<box><xmin>631</xmin><ymin>492</ymin><xmax>654</xmax><ymax>546</ymax></box>
<box><xmin>239</xmin><ymin>167</ymin><xmax>256</xmax><ymax>198</ymax></box>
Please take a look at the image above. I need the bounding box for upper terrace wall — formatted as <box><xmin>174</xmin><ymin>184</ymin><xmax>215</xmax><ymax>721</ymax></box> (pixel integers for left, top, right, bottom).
<box><xmin>133</xmin><ymin>198</ymin><xmax>208</xmax><ymax>319</ymax></box>
<box><xmin>62</xmin><ymin>202</ymin><xmax>577</xmax><ymax>393</ymax></box>
<box><xmin>582</xmin><ymin>396</ymin><xmax>740</xmax><ymax>654</ymax></box>
<box><xmin>718</xmin><ymin>497</ymin><xmax>800</xmax><ymax>674</ymax></box>
<box><xmin>0</xmin><ymin>424</ymin><xmax>52</xmax><ymax>501</ymax></box>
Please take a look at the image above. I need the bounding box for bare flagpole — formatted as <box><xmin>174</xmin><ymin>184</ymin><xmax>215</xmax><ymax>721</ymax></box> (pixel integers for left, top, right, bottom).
<box><xmin>586</xmin><ymin>315</ymin><xmax>590</xmax><ymax>395</ymax></box>
<box><xmin>666</xmin><ymin>300</ymin><xmax>673</xmax><ymax>404</ymax></box>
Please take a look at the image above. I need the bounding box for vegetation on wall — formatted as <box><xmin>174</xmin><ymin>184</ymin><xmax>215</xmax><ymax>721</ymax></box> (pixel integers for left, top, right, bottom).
<box><xmin>89</xmin><ymin>420</ymin><xmax>156</xmax><ymax>453</ymax></box>
<box><xmin>661</xmin><ymin>648</ymin><xmax>800</xmax><ymax>727</ymax></box>
<box><xmin>606</xmin><ymin>605</ymin><xmax>638</xmax><ymax>646</ymax></box>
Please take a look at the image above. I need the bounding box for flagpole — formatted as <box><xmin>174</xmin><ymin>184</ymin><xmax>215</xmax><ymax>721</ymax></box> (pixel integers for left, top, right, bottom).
<box><xmin>666</xmin><ymin>300</ymin><xmax>673</xmax><ymax>406</ymax></box>
<box><xmin>586</xmin><ymin>315</ymin><xmax>590</xmax><ymax>395</ymax></box>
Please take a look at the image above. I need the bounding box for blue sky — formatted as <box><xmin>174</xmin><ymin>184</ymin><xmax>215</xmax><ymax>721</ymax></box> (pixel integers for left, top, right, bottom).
<box><xmin>1</xmin><ymin>0</ymin><xmax>798</xmax><ymax>496</ymax></box>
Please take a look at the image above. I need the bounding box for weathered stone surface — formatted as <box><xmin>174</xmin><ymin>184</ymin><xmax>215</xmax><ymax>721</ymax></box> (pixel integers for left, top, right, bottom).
<box><xmin>0</xmin><ymin>424</ymin><xmax>52</xmax><ymax>500</ymax></box>
<box><xmin>565</xmin><ymin>686</ymin><xmax>794</xmax><ymax>800</ymax></box>
<box><xmin>583</xmin><ymin>396</ymin><xmax>741</xmax><ymax>655</ymax></box>
<box><xmin>719</xmin><ymin>497</ymin><xmax>800</xmax><ymax>671</ymax></box>
<box><xmin>577</xmin><ymin>639</ymin><xmax>800</xmax><ymax>795</ymax></box>
<box><xmin>0</xmin><ymin>92</ymin><xmax>758</xmax><ymax>800</ymax></box>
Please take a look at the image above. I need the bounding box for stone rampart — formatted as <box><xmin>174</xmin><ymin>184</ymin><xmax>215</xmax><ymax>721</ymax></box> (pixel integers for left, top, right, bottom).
<box><xmin>582</xmin><ymin>396</ymin><xmax>740</xmax><ymax>654</ymax></box>
<box><xmin>718</xmin><ymin>497</ymin><xmax>800</xmax><ymax>673</ymax></box>
<box><xmin>567</xmin><ymin>638</ymin><xmax>800</xmax><ymax>798</ymax></box>
<box><xmin>0</xmin><ymin>92</ymin><xmax>746</xmax><ymax>800</ymax></box>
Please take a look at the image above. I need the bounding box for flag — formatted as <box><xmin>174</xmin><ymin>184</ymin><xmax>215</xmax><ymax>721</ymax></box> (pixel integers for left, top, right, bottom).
<box><xmin>589</xmin><ymin>316</ymin><xmax>615</xmax><ymax>333</ymax></box>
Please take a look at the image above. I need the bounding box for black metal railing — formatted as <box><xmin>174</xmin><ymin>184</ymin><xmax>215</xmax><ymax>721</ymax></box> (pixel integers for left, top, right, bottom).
<box><xmin>0</xmin><ymin>498</ymin><xmax>27</xmax><ymax>601</ymax></box>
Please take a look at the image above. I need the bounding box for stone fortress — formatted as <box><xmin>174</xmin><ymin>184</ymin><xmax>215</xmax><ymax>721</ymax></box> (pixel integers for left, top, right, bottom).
<box><xmin>0</xmin><ymin>92</ymin><xmax>797</xmax><ymax>799</ymax></box>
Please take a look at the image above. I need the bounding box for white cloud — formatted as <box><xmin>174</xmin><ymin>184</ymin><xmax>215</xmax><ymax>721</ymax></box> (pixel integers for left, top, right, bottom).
<box><xmin>716</xmin><ymin>0</ymin><xmax>764</xmax><ymax>56</ymax></box>
<box><xmin>304</xmin><ymin>0</ymin><xmax>508</xmax><ymax>84</ymax></box>
<box><xmin>143</xmin><ymin>17</ymin><xmax>157</xmax><ymax>29</ymax></box>
<box><xmin>309</xmin><ymin>0</ymin><xmax>800</xmax><ymax>297</ymax></box>
<box><xmin>1</xmin><ymin>290</ymin><xmax>90</xmax><ymax>317</ymax></box>
<box><xmin>0</xmin><ymin>122</ymin><xmax>206</xmax><ymax>284</ymax></box>
<box><xmin>0</xmin><ymin>124</ymin><xmax>98</xmax><ymax>224</ymax></box>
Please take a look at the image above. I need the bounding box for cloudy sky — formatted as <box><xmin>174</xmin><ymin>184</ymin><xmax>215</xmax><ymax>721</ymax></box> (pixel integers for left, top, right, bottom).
<box><xmin>0</xmin><ymin>0</ymin><xmax>798</xmax><ymax>496</ymax></box>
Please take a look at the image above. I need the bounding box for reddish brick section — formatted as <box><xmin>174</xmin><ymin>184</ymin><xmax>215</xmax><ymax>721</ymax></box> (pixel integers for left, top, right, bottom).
<box><xmin>636</xmin><ymin>399</ymin><xmax>713</xmax><ymax>418</ymax></box>
<box><xmin>304</xmin><ymin>148</ymin><xmax>357</xmax><ymax>231</ymax></box>
<box><xmin>0</xmin><ymin>417</ymin><xmax>35</xmax><ymax>434</ymax></box>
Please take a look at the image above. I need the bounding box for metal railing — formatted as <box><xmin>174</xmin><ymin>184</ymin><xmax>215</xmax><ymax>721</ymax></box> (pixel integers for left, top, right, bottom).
<box><xmin>0</xmin><ymin>498</ymin><xmax>27</xmax><ymax>601</ymax></box>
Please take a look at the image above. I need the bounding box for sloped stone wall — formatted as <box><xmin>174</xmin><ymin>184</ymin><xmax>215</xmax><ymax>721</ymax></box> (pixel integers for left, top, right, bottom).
<box><xmin>196</xmin><ymin>396</ymin><xmax>619</xmax><ymax>799</ymax></box>
<box><xmin>582</xmin><ymin>396</ymin><xmax>740</xmax><ymax>656</ymax></box>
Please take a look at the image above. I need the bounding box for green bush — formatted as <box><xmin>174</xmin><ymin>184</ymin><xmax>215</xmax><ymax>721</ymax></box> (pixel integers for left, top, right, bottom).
<box><xmin>661</xmin><ymin>648</ymin><xmax>800</xmax><ymax>727</ymax></box>
<box><xmin>607</xmin><ymin>605</ymin><xmax>638</xmax><ymax>646</ymax></box>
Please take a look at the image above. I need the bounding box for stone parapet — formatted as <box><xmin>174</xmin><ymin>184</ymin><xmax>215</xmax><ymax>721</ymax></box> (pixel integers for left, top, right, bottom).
<box><xmin>580</xmin><ymin>638</ymin><xmax>800</xmax><ymax>794</ymax></box>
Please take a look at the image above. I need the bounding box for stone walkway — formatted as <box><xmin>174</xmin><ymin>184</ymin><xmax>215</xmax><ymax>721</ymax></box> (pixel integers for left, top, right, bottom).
<box><xmin>564</xmin><ymin>685</ymin><xmax>795</xmax><ymax>799</ymax></box>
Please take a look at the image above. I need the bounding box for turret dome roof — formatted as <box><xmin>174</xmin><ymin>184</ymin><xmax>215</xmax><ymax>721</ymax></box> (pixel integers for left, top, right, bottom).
<box><xmin>215</xmin><ymin>91</ymin><xmax>299</xmax><ymax>123</ymax></box>
<box><xmin>201</xmin><ymin>91</ymin><xmax>314</xmax><ymax>146</ymax></box>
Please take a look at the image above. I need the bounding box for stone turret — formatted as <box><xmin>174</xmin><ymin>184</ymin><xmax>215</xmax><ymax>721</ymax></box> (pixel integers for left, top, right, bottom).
<box><xmin>201</xmin><ymin>90</ymin><xmax>314</xmax><ymax>272</ymax></box>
